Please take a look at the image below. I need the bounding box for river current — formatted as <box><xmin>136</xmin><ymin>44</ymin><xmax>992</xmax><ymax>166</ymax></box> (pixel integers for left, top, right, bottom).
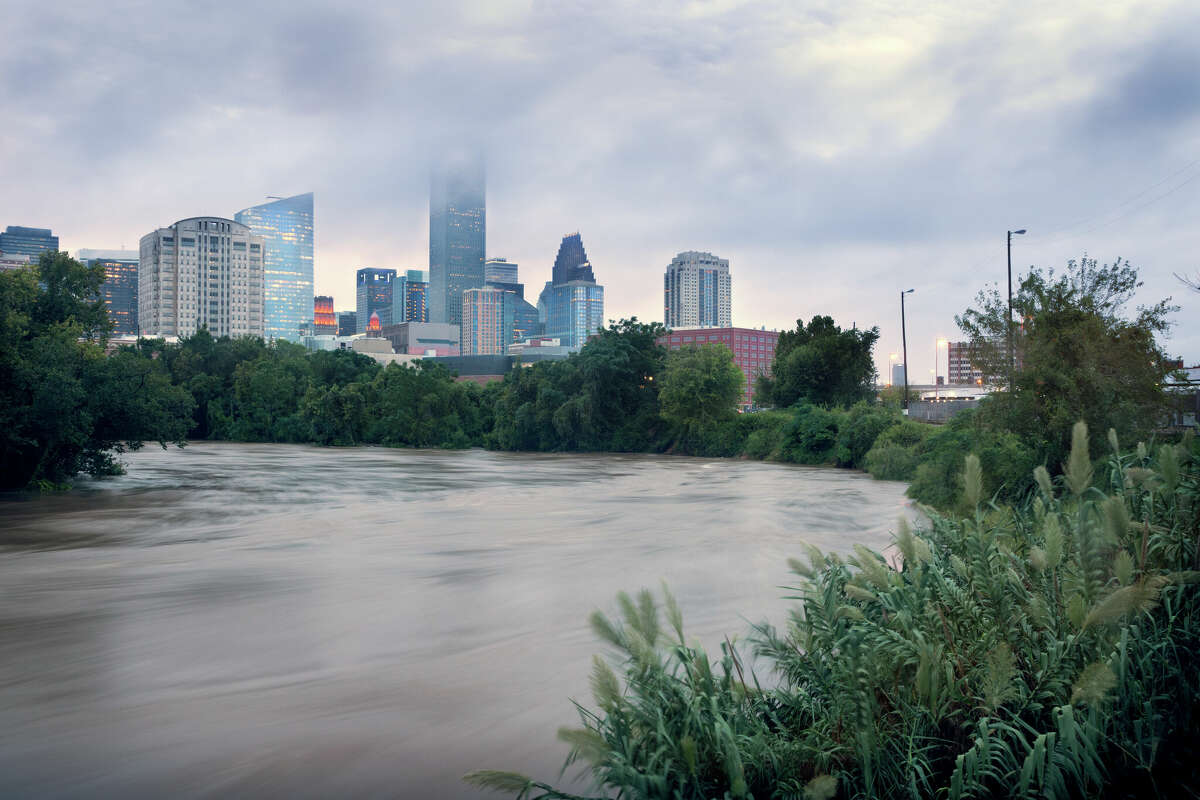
<box><xmin>0</xmin><ymin>443</ymin><xmax>912</xmax><ymax>798</ymax></box>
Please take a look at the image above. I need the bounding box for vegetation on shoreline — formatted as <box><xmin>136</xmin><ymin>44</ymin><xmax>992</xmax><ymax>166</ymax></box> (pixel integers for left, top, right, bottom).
<box><xmin>467</xmin><ymin>425</ymin><xmax>1200</xmax><ymax>798</ymax></box>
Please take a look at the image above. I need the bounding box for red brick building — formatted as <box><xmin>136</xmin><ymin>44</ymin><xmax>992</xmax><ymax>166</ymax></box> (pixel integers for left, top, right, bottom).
<box><xmin>658</xmin><ymin>326</ymin><xmax>779</xmax><ymax>408</ymax></box>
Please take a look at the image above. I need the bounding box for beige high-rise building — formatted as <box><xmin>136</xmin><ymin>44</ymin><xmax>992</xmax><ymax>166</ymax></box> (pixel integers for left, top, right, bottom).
<box><xmin>663</xmin><ymin>251</ymin><xmax>731</xmax><ymax>329</ymax></box>
<box><xmin>139</xmin><ymin>217</ymin><xmax>265</xmax><ymax>338</ymax></box>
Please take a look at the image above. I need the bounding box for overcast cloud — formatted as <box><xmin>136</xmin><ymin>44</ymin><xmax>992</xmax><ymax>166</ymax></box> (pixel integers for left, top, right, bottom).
<box><xmin>2</xmin><ymin>0</ymin><xmax>1198</xmax><ymax>379</ymax></box>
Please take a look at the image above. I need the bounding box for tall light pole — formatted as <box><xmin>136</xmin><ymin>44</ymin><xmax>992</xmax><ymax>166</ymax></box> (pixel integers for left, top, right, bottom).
<box><xmin>900</xmin><ymin>289</ymin><xmax>914</xmax><ymax>414</ymax></box>
<box><xmin>1007</xmin><ymin>229</ymin><xmax>1026</xmax><ymax>390</ymax></box>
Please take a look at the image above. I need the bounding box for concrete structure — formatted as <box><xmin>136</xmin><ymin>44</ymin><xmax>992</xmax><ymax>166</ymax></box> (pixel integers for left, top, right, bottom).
<box><xmin>392</xmin><ymin>269</ymin><xmax>429</xmax><ymax>324</ymax></box>
<box><xmin>432</xmin><ymin>354</ymin><xmax>512</xmax><ymax>385</ymax></box>
<box><xmin>509</xmin><ymin>337</ymin><xmax>573</xmax><ymax>363</ymax></box>
<box><xmin>349</xmin><ymin>336</ymin><xmax>423</xmax><ymax>367</ymax></box>
<box><xmin>234</xmin><ymin>192</ymin><xmax>314</xmax><ymax>343</ymax></box>
<box><xmin>313</xmin><ymin>295</ymin><xmax>337</xmax><ymax>335</ymax></box>
<box><xmin>538</xmin><ymin>233</ymin><xmax>605</xmax><ymax>351</ymax></box>
<box><xmin>356</xmin><ymin>268</ymin><xmax>395</xmax><ymax>332</ymax></box>
<box><xmin>664</xmin><ymin>251</ymin><xmax>731</xmax><ymax>329</ymax></box>
<box><xmin>0</xmin><ymin>226</ymin><xmax>58</xmax><ymax>258</ymax></box>
<box><xmin>462</xmin><ymin>286</ymin><xmax>512</xmax><ymax>356</ymax></box>
<box><xmin>78</xmin><ymin>249</ymin><xmax>139</xmax><ymax>336</ymax></box>
<box><xmin>659</xmin><ymin>326</ymin><xmax>779</xmax><ymax>408</ymax></box>
<box><xmin>0</xmin><ymin>253</ymin><xmax>31</xmax><ymax>272</ymax></box>
<box><xmin>428</xmin><ymin>155</ymin><xmax>486</xmax><ymax>327</ymax></box>
<box><xmin>138</xmin><ymin>217</ymin><xmax>264</xmax><ymax>338</ymax></box>
<box><xmin>380</xmin><ymin>321</ymin><xmax>460</xmax><ymax>356</ymax></box>
<box><xmin>947</xmin><ymin>340</ymin><xmax>985</xmax><ymax>385</ymax></box>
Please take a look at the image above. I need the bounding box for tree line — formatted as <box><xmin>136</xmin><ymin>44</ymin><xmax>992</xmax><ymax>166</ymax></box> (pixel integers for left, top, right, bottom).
<box><xmin>1</xmin><ymin>250</ymin><xmax>1185</xmax><ymax>514</ymax></box>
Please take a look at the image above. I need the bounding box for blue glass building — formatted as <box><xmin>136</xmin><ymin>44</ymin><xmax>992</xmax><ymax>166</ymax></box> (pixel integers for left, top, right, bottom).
<box><xmin>392</xmin><ymin>269</ymin><xmax>429</xmax><ymax>324</ymax></box>
<box><xmin>429</xmin><ymin>156</ymin><xmax>485</xmax><ymax>328</ymax></box>
<box><xmin>234</xmin><ymin>192</ymin><xmax>314</xmax><ymax>342</ymax></box>
<box><xmin>77</xmin><ymin>249</ymin><xmax>139</xmax><ymax>336</ymax></box>
<box><xmin>538</xmin><ymin>233</ymin><xmax>604</xmax><ymax>350</ymax></box>
<box><xmin>356</xmin><ymin>268</ymin><xmax>396</xmax><ymax>332</ymax></box>
<box><xmin>0</xmin><ymin>226</ymin><xmax>58</xmax><ymax>257</ymax></box>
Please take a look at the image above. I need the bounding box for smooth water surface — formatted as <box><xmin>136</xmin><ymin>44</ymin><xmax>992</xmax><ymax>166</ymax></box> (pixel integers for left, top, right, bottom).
<box><xmin>0</xmin><ymin>443</ymin><xmax>912</xmax><ymax>798</ymax></box>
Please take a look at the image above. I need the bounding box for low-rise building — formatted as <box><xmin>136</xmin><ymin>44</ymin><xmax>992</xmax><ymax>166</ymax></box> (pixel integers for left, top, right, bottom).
<box><xmin>658</xmin><ymin>326</ymin><xmax>780</xmax><ymax>408</ymax></box>
<box><xmin>380</xmin><ymin>321</ymin><xmax>460</xmax><ymax>357</ymax></box>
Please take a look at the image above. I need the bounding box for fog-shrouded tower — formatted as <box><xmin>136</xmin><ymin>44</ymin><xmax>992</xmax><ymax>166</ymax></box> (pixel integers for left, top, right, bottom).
<box><xmin>428</xmin><ymin>155</ymin><xmax>485</xmax><ymax>328</ymax></box>
<box><xmin>664</xmin><ymin>251</ymin><xmax>731</xmax><ymax>329</ymax></box>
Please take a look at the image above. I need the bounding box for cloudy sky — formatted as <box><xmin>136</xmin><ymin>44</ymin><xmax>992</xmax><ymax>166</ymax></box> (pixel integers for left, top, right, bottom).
<box><xmin>3</xmin><ymin>0</ymin><xmax>1198</xmax><ymax>380</ymax></box>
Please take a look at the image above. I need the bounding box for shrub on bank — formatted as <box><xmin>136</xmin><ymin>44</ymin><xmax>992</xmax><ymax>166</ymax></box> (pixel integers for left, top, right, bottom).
<box><xmin>833</xmin><ymin>402</ymin><xmax>900</xmax><ymax>468</ymax></box>
<box><xmin>468</xmin><ymin>424</ymin><xmax>1200</xmax><ymax>799</ymax></box>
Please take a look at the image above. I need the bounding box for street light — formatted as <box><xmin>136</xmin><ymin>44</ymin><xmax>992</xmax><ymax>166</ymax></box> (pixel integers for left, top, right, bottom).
<box><xmin>900</xmin><ymin>289</ymin><xmax>914</xmax><ymax>414</ymax></box>
<box><xmin>1007</xmin><ymin>229</ymin><xmax>1026</xmax><ymax>390</ymax></box>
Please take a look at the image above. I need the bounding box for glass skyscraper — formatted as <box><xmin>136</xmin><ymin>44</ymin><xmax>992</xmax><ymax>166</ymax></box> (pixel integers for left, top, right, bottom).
<box><xmin>392</xmin><ymin>269</ymin><xmax>429</xmax><ymax>325</ymax></box>
<box><xmin>77</xmin><ymin>249</ymin><xmax>139</xmax><ymax>336</ymax></box>
<box><xmin>429</xmin><ymin>156</ymin><xmax>485</xmax><ymax>328</ymax></box>
<box><xmin>538</xmin><ymin>233</ymin><xmax>604</xmax><ymax>350</ymax></box>
<box><xmin>0</xmin><ymin>226</ymin><xmax>58</xmax><ymax>257</ymax></box>
<box><xmin>234</xmin><ymin>192</ymin><xmax>314</xmax><ymax>342</ymax></box>
<box><xmin>356</xmin><ymin>268</ymin><xmax>396</xmax><ymax>333</ymax></box>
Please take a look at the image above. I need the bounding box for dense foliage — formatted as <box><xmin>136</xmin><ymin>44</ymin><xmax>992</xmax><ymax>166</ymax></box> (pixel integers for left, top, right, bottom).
<box><xmin>467</xmin><ymin>424</ymin><xmax>1200</xmax><ymax>799</ymax></box>
<box><xmin>0</xmin><ymin>253</ymin><xmax>192</xmax><ymax>489</ymax></box>
<box><xmin>757</xmin><ymin>316</ymin><xmax>880</xmax><ymax>409</ymax></box>
<box><xmin>957</xmin><ymin>257</ymin><xmax>1178</xmax><ymax>470</ymax></box>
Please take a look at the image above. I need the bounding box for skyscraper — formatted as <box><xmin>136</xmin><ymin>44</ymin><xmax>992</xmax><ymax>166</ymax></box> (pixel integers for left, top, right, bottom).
<box><xmin>392</xmin><ymin>269</ymin><xmax>429</xmax><ymax>325</ymax></box>
<box><xmin>356</xmin><ymin>268</ymin><xmax>396</xmax><ymax>332</ymax></box>
<box><xmin>664</xmin><ymin>251</ymin><xmax>731</xmax><ymax>329</ymax></box>
<box><xmin>313</xmin><ymin>295</ymin><xmax>337</xmax><ymax>335</ymax></box>
<box><xmin>485</xmin><ymin>257</ymin><xmax>518</xmax><ymax>285</ymax></box>
<box><xmin>234</xmin><ymin>192</ymin><xmax>314</xmax><ymax>342</ymax></box>
<box><xmin>462</xmin><ymin>286</ymin><xmax>513</xmax><ymax>355</ymax></box>
<box><xmin>428</xmin><ymin>156</ymin><xmax>485</xmax><ymax>327</ymax></box>
<box><xmin>138</xmin><ymin>217</ymin><xmax>264</xmax><ymax>338</ymax></box>
<box><xmin>0</xmin><ymin>226</ymin><xmax>58</xmax><ymax>257</ymax></box>
<box><xmin>77</xmin><ymin>249</ymin><xmax>139</xmax><ymax>336</ymax></box>
<box><xmin>538</xmin><ymin>233</ymin><xmax>605</xmax><ymax>351</ymax></box>
<box><xmin>338</xmin><ymin>311</ymin><xmax>357</xmax><ymax>336</ymax></box>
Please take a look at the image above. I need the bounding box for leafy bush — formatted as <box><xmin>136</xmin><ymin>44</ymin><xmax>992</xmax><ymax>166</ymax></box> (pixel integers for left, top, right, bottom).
<box><xmin>907</xmin><ymin>411</ymin><xmax>1039</xmax><ymax>509</ymax></box>
<box><xmin>864</xmin><ymin>444</ymin><xmax>919</xmax><ymax>481</ymax></box>
<box><xmin>776</xmin><ymin>402</ymin><xmax>846</xmax><ymax>465</ymax></box>
<box><xmin>740</xmin><ymin>411</ymin><xmax>792</xmax><ymax>460</ymax></box>
<box><xmin>469</xmin><ymin>424</ymin><xmax>1200</xmax><ymax>799</ymax></box>
<box><xmin>834</xmin><ymin>402</ymin><xmax>900</xmax><ymax>468</ymax></box>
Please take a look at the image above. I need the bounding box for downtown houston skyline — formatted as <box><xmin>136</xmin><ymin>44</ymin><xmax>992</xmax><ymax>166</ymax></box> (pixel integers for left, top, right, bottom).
<box><xmin>3</xmin><ymin>1</ymin><xmax>1198</xmax><ymax>382</ymax></box>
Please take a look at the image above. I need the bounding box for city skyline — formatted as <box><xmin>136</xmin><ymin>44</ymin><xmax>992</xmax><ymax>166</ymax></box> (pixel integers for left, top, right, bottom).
<box><xmin>3</xmin><ymin>1</ymin><xmax>1198</xmax><ymax>382</ymax></box>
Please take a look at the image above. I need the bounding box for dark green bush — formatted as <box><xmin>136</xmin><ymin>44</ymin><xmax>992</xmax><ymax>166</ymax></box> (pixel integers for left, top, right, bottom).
<box><xmin>777</xmin><ymin>402</ymin><xmax>845</xmax><ymax>464</ymax></box>
<box><xmin>907</xmin><ymin>411</ymin><xmax>1039</xmax><ymax>508</ymax></box>
<box><xmin>834</xmin><ymin>402</ymin><xmax>900</xmax><ymax>468</ymax></box>
<box><xmin>864</xmin><ymin>443</ymin><xmax>919</xmax><ymax>481</ymax></box>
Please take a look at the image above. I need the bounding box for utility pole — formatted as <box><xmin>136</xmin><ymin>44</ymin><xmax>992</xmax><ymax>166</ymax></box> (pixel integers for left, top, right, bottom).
<box><xmin>1007</xmin><ymin>229</ymin><xmax>1026</xmax><ymax>391</ymax></box>
<box><xmin>901</xmin><ymin>289</ymin><xmax>914</xmax><ymax>414</ymax></box>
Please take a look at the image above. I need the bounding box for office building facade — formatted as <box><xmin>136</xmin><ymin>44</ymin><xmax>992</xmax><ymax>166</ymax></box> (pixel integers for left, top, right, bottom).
<box><xmin>485</xmin><ymin>257</ymin><xmax>518</xmax><ymax>285</ymax></box>
<box><xmin>0</xmin><ymin>226</ymin><xmax>58</xmax><ymax>258</ymax></box>
<box><xmin>664</xmin><ymin>251</ymin><xmax>731</xmax><ymax>329</ymax></box>
<box><xmin>356</xmin><ymin>268</ymin><xmax>396</xmax><ymax>333</ymax></box>
<box><xmin>428</xmin><ymin>156</ymin><xmax>485</xmax><ymax>327</ymax></box>
<box><xmin>234</xmin><ymin>192</ymin><xmax>314</xmax><ymax>343</ymax></box>
<box><xmin>138</xmin><ymin>217</ymin><xmax>264</xmax><ymax>338</ymax></box>
<box><xmin>947</xmin><ymin>340</ymin><xmax>986</xmax><ymax>384</ymax></box>
<box><xmin>338</xmin><ymin>310</ymin><xmax>357</xmax><ymax>336</ymax></box>
<box><xmin>462</xmin><ymin>287</ymin><xmax>513</xmax><ymax>356</ymax></box>
<box><xmin>659</xmin><ymin>326</ymin><xmax>779</xmax><ymax>407</ymax></box>
<box><xmin>538</xmin><ymin>233</ymin><xmax>604</xmax><ymax>350</ymax></box>
<box><xmin>392</xmin><ymin>269</ymin><xmax>429</xmax><ymax>325</ymax></box>
<box><xmin>78</xmin><ymin>248</ymin><xmax>139</xmax><ymax>336</ymax></box>
<box><xmin>314</xmin><ymin>295</ymin><xmax>337</xmax><ymax>335</ymax></box>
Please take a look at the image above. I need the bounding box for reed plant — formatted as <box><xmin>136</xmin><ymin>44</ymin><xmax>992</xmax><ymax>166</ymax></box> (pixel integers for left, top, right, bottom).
<box><xmin>467</xmin><ymin>423</ymin><xmax>1199</xmax><ymax>799</ymax></box>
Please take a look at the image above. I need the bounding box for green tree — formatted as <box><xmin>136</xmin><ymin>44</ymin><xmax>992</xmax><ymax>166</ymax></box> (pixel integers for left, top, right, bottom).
<box><xmin>957</xmin><ymin>256</ymin><xmax>1177</xmax><ymax>468</ymax></box>
<box><xmin>0</xmin><ymin>254</ymin><xmax>192</xmax><ymax>488</ymax></box>
<box><xmin>758</xmin><ymin>315</ymin><xmax>879</xmax><ymax>408</ymax></box>
<box><xmin>658</xmin><ymin>343</ymin><xmax>744</xmax><ymax>450</ymax></box>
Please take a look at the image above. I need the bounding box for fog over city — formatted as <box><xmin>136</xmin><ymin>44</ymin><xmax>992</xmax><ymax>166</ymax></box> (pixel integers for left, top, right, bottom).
<box><xmin>3</xmin><ymin>0</ymin><xmax>1198</xmax><ymax>378</ymax></box>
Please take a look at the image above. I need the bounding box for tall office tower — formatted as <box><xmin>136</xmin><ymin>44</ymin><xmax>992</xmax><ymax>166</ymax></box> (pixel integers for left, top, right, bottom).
<box><xmin>234</xmin><ymin>192</ymin><xmax>314</xmax><ymax>343</ymax></box>
<box><xmin>947</xmin><ymin>341</ymin><xmax>985</xmax><ymax>384</ymax></box>
<box><xmin>891</xmin><ymin>363</ymin><xmax>906</xmax><ymax>387</ymax></box>
<box><xmin>356</xmin><ymin>268</ymin><xmax>396</xmax><ymax>333</ymax></box>
<box><xmin>0</xmin><ymin>226</ymin><xmax>58</xmax><ymax>257</ymax></box>
<box><xmin>664</xmin><ymin>251</ymin><xmax>731</xmax><ymax>329</ymax></box>
<box><xmin>462</xmin><ymin>287</ymin><xmax>513</xmax><ymax>355</ymax></box>
<box><xmin>313</xmin><ymin>295</ymin><xmax>337</xmax><ymax>335</ymax></box>
<box><xmin>538</xmin><ymin>233</ymin><xmax>605</xmax><ymax>351</ymax></box>
<box><xmin>138</xmin><ymin>217</ymin><xmax>264</xmax><ymax>338</ymax></box>
<box><xmin>428</xmin><ymin>155</ymin><xmax>485</xmax><ymax>327</ymax></box>
<box><xmin>338</xmin><ymin>311</ymin><xmax>357</xmax><ymax>336</ymax></box>
<box><xmin>485</xmin><ymin>257</ymin><xmax>518</xmax><ymax>285</ymax></box>
<box><xmin>77</xmin><ymin>249</ymin><xmax>139</xmax><ymax>336</ymax></box>
<box><xmin>392</xmin><ymin>269</ymin><xmax>429</xmax><ymax>324</ymax></box>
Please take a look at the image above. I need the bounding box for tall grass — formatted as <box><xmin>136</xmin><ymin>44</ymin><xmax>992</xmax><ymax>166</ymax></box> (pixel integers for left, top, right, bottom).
<box><xmin>467</xmin><ymin>424</ymin><xmax>1199</xmax><ymax>798</ymax></box>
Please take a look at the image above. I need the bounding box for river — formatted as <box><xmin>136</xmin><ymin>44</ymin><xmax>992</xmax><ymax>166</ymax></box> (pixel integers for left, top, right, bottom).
<box><xmin>0</xmin><ymin>443</ymin><xmax>912</xmax><ymax>798</ymax></box>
